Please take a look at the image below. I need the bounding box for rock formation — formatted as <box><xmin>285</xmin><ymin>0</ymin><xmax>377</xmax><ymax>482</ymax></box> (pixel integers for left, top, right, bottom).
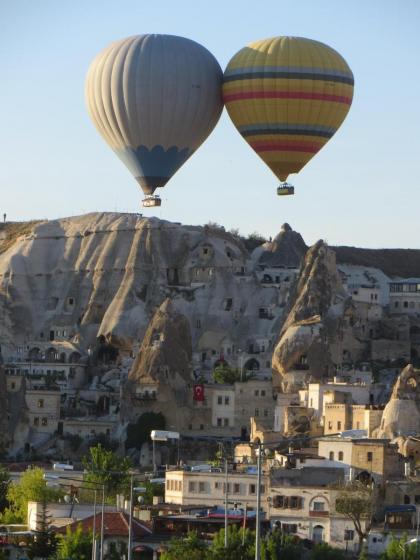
<box><xmin>376</xmin><ymin>364</ymin><xmax>420</xmax><ymax>439</ymax></box>
<box><xmin>272</xmin><ymin>241</ymin><xmax>350</xmax><ymax>390</ymax></box>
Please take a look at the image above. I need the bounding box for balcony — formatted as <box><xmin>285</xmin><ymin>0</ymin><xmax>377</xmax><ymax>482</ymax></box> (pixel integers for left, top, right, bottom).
<box><xmin>309</xmin><ymin>510</ymin><xmax>329</xmax><ymax>517</ymax></box>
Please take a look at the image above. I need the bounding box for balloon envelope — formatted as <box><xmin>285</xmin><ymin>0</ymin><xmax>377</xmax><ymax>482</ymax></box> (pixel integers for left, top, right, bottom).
<box><xmin>86</xmin><ymin>34</ymin><xmax>223</xmax><ymax>197</ymax></box>
<box><xmin>223</xmin><ymin>37</ymin><xmax>354</xmax><ymax>182</ymax></box>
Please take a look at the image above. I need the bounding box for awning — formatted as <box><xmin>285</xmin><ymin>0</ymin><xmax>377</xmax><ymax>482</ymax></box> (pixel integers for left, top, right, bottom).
<box><xmin>385</xmin><ymin>505</ymin><xmax>416</xmax><ymax>513</ymax></box>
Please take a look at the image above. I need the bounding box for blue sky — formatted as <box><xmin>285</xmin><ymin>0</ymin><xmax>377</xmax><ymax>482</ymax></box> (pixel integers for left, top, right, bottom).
<box><xmin>1</xmin><ymin>0</ymin><xmax>419</xmax><ymax>248</ymax></box>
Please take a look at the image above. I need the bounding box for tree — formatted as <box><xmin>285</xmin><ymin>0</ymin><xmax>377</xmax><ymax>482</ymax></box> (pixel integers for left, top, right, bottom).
<box><xmin>213</xmin><ymin>364</ymin><xmax>248</xmax><ymax>385</ymax></box>
<box><xmin>309</xmin><ymin>543</ymin><xmax>346</xmax><ymax>559</ymax></box>
<box><xmin>380</xmin><ymin>535</ymin><xmax>420</xmax><ymax>560</ymax></box>
<box><xmin>142</xmin><ymin>480</ymin><xmax>164</xmax><ymax>506</ymax></box>
<box><xmin>82</xmin><ymin>444</ymin><xmax>131</xmax><ymax>497</ymax></box>
<box><xmin>334</xmin><ymin>481</ymin><xmax>375</xmax><ymax>553</ymax></box>
<box><xmin>27</xmin><ymin>497</ymin><xmax>57</xmax><ymax>559</ymax></box>
<box><xmin>209</xmin><ymin>525</ymin><xmax>254</xmax><ymax>560</ymax></box>
<box><xmin>261</xmin><ymin>532</ymin><xmax>304</xmax><ymax>560</ymax></box>
<box><xmin>0</xmin><ymin>466</ymin><xmax>10</xmax><ymax>512</ymax></box>
<box><xmin>1</xmin><ymin>467</ymin><xmax>62</xmax><ymax>523</ymax></box>
<box><xmin>126</xmin><ymin>412</ymin><xmax>166</xmax><ymax>450</ymax></box>
<box><xmin>160</xmin><ymin>531</ymin><xmax>209</xmax><ymax>560</ymax></box>
<box><xmin>56</xmin><ymin>524</ymin><xmax>92</xmax><ymax>560</ymax></box>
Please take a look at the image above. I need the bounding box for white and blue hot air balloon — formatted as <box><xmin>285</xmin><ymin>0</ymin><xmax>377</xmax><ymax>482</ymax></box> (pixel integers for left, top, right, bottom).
<box><xmin>85</xmin><ymin>34</ymin><xmax>223</xmax><ymax>207</ymax></box>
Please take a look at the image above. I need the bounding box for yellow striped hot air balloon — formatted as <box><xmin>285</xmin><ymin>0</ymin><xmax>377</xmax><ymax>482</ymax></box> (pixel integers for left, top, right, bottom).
<box><xmin>223</xmin><ymin>37</ymin><xmax>354</xmax><ymax>195</ymax></box>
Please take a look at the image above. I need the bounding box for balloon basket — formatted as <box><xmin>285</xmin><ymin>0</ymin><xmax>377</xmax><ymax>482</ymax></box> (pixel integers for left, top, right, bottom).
<box><xmin>277</xmin><ymin>183</ymin><xmax>295</xmax><ymax>196</ymax></box>
<box><xmin>142</xmin><ymin>196</ymin><xmax>162</xmax><ymax>208</ymax></box>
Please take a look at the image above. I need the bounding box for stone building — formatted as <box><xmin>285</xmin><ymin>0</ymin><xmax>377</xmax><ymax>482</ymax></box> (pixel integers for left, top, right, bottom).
<box><xmin>318</xmin><ymin>437</ymin><xmax>405</xmax><ymax>482</ymax></box>
<box><xmin>324</xmin><ymin>403</ymin><xmax>383</xmax><ymax>436</ymax></box>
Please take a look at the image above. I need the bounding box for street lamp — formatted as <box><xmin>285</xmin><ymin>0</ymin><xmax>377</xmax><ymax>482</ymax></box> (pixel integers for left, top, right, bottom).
<box><xmin>127</xmin><ymin>476</ymin><xmax>146</xmax><ymax>560</ymax></box>
<box><xmin>150</xmin><ymin>430</ymin><xmax>180</xmax><ymax>474</ymax></box>
<box><xmin>250</xmin><ymin>432</ymin><xmax>341</xmax><ymax>560</ymax></box>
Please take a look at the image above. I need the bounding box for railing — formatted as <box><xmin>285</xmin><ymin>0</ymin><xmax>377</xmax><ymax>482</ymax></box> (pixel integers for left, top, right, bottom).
<box><xmin>309</xmin><ymin>510</ymin><xmax>329</xmax><ymax>517</ymax></box>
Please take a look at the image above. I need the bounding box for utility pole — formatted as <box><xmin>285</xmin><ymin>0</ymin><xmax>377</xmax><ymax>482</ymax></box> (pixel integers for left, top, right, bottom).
<box><xmin>92</xmin><ymin>489</ymin><xmax>97</xmax><ymax>560</ymax></box>
<box><xmin>127</xmin><ymin>474</ymin><xmax>134</xmax><ymax>560</ymax></box>
<box><xmin>224</xmin><ymin>458</ymin><xmax>229</xmax><ymax>549</ymax></box>
<box><xmin>99</xmin><ymin>484</ymin><xmax>105</xmax><ymax>560</ymax></box>
<box><xmin>255</xmin><ymin>442</ymin><xmax>262</xmax><ymax>560</ymax></box>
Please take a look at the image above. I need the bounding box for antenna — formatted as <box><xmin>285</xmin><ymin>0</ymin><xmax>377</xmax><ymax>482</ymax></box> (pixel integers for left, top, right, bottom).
<box><xmin>3</xmin><ymin>214</ymin><xmax>6</xmax><ymax>223</ymax></box>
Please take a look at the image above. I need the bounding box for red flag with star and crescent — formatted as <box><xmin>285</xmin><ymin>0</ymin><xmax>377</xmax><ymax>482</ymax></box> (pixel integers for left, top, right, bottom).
<box><xmin>193</xmin><ymin>384</ymin><xmax>204</xmax><ymax>402</ymax></box>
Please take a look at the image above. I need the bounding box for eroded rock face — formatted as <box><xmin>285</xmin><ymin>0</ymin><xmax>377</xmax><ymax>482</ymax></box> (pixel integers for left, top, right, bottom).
<box><xmin>376</xmin><ymin>364</ymin><xmax>420</xmax><ymax>438</ymax></box>
<box><xmin>256</xmin><ymin>223</ymin><xmax>307</xmax><ymax>268</ymax></box>
<box><xmin>272</xmin><ymin>241</ymin><xmax>350</xmax><ymax>390</ymax></box>
<box><xmin>128</xmin><ymin>298</ymin><xmax>192</xmax><ymax>387</ymax></box>
<box><xmin>0</xmin><ymin>355</ymin><xmax>9</xmax><ymax>453</ymax></box>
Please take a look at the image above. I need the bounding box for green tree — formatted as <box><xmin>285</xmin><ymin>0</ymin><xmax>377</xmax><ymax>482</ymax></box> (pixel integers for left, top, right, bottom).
<box><xmin>380</xmin><ymin>535</ymin><xmax>420</xmax><ymax>560</ymax></box>
<box><xmin>82</xmin><ymin>444</ymin><xmax>132</xmax><ymax>497</ymax></box>
<box><xmin>1</xmin><ymin>467</ymin><xmax>62</xmax><ymax>523</ymax></box>
<box><xmin>334</xmin><ymin>481</ymin><xmax>375</xmax><ymax>553</ymax></box>
<box><xmin>126</xmin><ymin>412</ymin><xmax>166</xmax><ymax>450</ymax></box>
<box><xmin>261</xmin><ymin>532</ymin><xmax>304</xmax><ymax>560</ymax></box>
<box><xmin>160</xmin><ymin>531</ymin><xmax>209</xmax><ymax>560</ymax></box>
<box><xmin>56</xmin><ymin>524</ymin><xmax>92</xmax><ymax>560</ymax></box>
<box><xmin>0</xmin><ymin>466</ymin><xmax>10</xmax><ymax>512</ymax></box>
<box><xmin>209</xmin><ymin>525</ymin><xmax>254</xmax><ymax>560</ymax></box>
<box><xmin>309</xmin><ymin>542</ymin><xmax>346</xmax><ymax>559</ymax></box>
<box><xmin>27</xmin><ymin>497</ymin><xmax>57</xmax><ymax>559</ymax></box>
<box><xmin>141</xmin><ymin>480</ymin><xmax>164</xmax><ymax>506</ymax></box>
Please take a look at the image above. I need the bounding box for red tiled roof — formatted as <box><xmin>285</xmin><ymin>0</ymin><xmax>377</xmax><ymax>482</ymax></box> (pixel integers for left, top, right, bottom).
<box><xmin>57</xmin><ymin>512</ymin><xmax>152</xmax><ymax>538</ymax></box>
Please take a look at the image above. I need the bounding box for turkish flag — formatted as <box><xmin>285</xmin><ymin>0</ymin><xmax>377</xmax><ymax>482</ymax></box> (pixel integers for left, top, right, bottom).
<box><xmin>193</xmin><ymin>384</ymin><xmax>204</xmax><ymax>402</ymax></box>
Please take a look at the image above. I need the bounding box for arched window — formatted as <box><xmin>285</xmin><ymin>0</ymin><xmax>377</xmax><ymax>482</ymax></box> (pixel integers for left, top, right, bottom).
<box><xmin>338</xmin><ymin>451</ymin><xmax>344</xmax><ymax>461</ymax></box>
<box><xmin>329</xmin><ymin>451</ymin><xmax>334</xmax><ymax>461</ymax></box>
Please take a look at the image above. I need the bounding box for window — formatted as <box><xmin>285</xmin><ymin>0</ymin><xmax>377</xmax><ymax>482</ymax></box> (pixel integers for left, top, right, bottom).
<box><xmin>273</xmin><ymin>495</ymin><xmax>284</xmax><ymax>508</ymax></box>
<box><xmin>41</xmin><ymin>418</ymin><xmax>48</xmax><ymax>426</ymax></box>
<box><xmin>225</xmin><ymin>396</ymin><xmax>230</xmax><ymax>405</ymax></box>
<box><xmin>263</xmin><ymin>409</ymin><xmax>268</xmax><ymax>417</ymax></box>
<box><xmin>188</xmin><ymin>481</ymin><xmax>197</xmax><ymax>493</ymax></box>
<box><xmin>34</xmin><ymin>417</ymin><xmax>39</xmax><ymax>426</ymax></box>
<box><xmin>328</xmin><ymin>421</ymin><xmax>333</xmax><ymax>429</ymax></box>
<box><xmin>261</xmin><ymin>390</ymin><xmax>266</xmax><ymax>397</ymax></box>
<box><xmin>254</xmin><ymin>390</ymin><xmax>259</xmax><ymax>396</ymax></box>
<box><xmin>329</xmin><ymin>451</ymin><xmax>334</xmax><ymax>461</ymax></box>
<box><xmin>337</xmin><ymin>421</ymin><xmax>342</xmax><ymax>430</ymax></box>
<box><xmin>223</xmin><ymin>418</ymin><xmax>229</xmax><ymax>427</ymax></box>
<box><xmin>217</xmin><ymin>396</ymin><xmax>223</xmax><ymax>405</ymax></box>
<box><xmin>367</xmin><ymin>452</ymin><xmax>373</xmax><ymax>462</ymax></box>
<box><xmin>233</xmin><ymin>483</ymin><xmax>240</xmax><ymax>494</ymax></box>
<box><xmin>249</xmin><ymin>484</ymin><xmax>256</xmax><ymax>495</ymax></box>
<box><xmin>282</xmin><ymin>523</ymin><xmax>297</xmax><ymax>534</ymax></box>
<box><xmin>217</xmin><ymin>418</ymin><xmax>222</xmax><ymax>427</ymax></box>
<box><xmin>415</xmin><ymin>495</ymin><xmax>420</xmax><ymax>505</ymax></box>
<box><xmin>199</xmin><ymin>482</ymin><xmax>206</xmax><ymax>493</ymax></box>
<box><xmin>38</xmin><ymin>399</ymin><xmax>44</xmax><ymax>408</ymax></box>
<box><xmin>290</xmin><ymin>496</ymin><xmax>301</xmax><ymax>509</ymax></box>
<box><xmin>313</xmin><ymin>501</ymin><xmax>325</xmax><ymax>511</ymax></box>
<box><xmin>215</xmin><ymin>482</ymin><xmax>222</xmax><ymax>490</ymax></box>
<box><xmin>200</xmin><ymin>424</ymin><xmax>204</xmax><ymax>430</ymax></box>
<box><xmin>344</xmin><ymin>529</ymin><xmax>354</xmax><ymax>541</ymax></box>
<box><xmin>404</xmin><ymin>495</ymin><xmax>411</xmax><ymax>504</ymax></box>
<box><xmin>255</xmin><ymin>409</ymin><xmax>259</xmax><ymax>417</ymax></box>
<box><xmin>356</xmin><ymin>421</ymin><xmax>360</xmax><ymax>429</ymax></box>
<box><xmin>338</xmin><ymin>451</ymin><xmax>344</xmax><ymax>461</ymax></box>
<box><xmin>166</xmin><ymin>480</ymin><xmax>170</xmax><ymax>490</ymax></box>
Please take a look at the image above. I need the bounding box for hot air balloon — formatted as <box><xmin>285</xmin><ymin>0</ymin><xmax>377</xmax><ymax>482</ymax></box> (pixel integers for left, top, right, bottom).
<box><xmin>86</xmin><ymin>34</ymin><xmax>223</xmax><ymax>207</ymax></box>
<box><xmin>223</xmin><ymin>37</ymin><xmax>354</xmax><ymax>196</ymax></box>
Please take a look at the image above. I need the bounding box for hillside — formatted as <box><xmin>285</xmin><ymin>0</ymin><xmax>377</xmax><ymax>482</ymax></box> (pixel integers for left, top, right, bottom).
<box><xmin>332</xmin><ymin>246</ymin><xmax>420</xmax><ymax>279</ymax></box>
